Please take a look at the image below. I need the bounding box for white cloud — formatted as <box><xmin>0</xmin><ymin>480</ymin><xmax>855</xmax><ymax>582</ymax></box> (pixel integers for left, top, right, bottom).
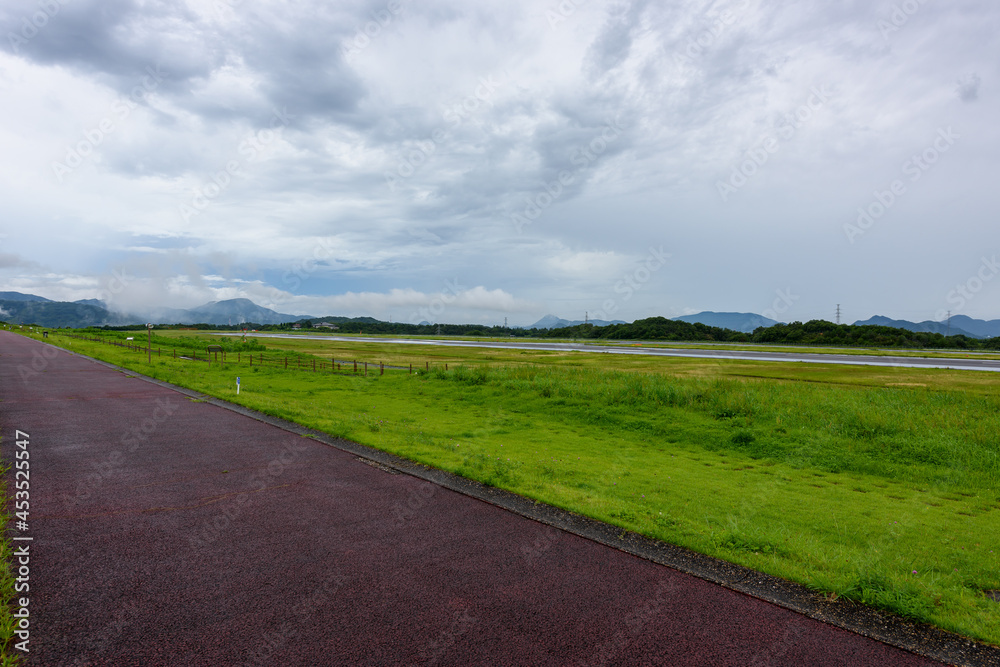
<box><xmin>1</xmin><ymin>0</ymin><xmax>999</xmax><ymax>324</ymax></box>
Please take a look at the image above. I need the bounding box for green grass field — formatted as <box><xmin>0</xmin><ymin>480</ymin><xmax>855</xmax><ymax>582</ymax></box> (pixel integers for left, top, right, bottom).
<box><xmin>155</xmin><ymin>327</ymin><xmax>1000</xmax><ymax>360</ymax></box>
<box><xmin>18</xmin><ymin>328</ymin><xmax>1000</xmax><ymax>645</ymax></box>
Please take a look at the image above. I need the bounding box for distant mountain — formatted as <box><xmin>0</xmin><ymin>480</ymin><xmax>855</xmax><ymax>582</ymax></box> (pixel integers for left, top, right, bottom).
<box><xmin>853</xmin><ymin>316</ymin><xmax>982</xmax><ymax>339</ymax></box>
<box><xmin>0</xmin><ymin>291</ymin><xmax>51</xmax><ymax>302</ymax></box>
<box><xmin>528</xmin><ymin>314</ymin><xmax>626</xmax><ymax>329</ymax></box>
<box><xmin>0</xmin><ymin>299</ymin><xmax>129</xmax><ymax>328</ymax></box>
<box><xmin>672</xmin><ymin>311</ymin><xmax>778</xmax><ymax>333</ymax></box>
<box><xmin>943</xmin><ymin>315</ymin><xmax>1000</xmax><ymax>339</ymax></box>
<box><xmin>74</xmin><ymin>298</ymin><xmax>107</xmax><ymax>308</ymax></box>
<box><xmin>0</xmin><ymin>296</ymin><xmax>310</xmax><ymax>328</ymax></box>
<box><xmin>179</xmin><ymin>298</ymin><xmax>308</xmax><ymax>326</ymax></box>
<box><xmin>123</xmin><ymin>298</ymin><xmax>309</xmax><ymax>326</ymax></box>
<box><xmin>307</xmin><ymin>315</ymin><xmax>381</xmax><ymax>325</ymax></box>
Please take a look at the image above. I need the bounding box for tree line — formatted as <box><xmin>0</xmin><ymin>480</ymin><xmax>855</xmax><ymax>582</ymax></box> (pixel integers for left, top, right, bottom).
<box><xmin>57</xmin><ymin>317</ymin><xmax>1000</xmax><ymax>350</ymax></box>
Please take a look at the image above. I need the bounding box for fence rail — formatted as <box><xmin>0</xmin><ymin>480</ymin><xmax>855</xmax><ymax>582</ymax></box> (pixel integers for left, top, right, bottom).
<box><xmin>56</xmin><ymin>333</ymin><xmax>440</xmax><ymax>376</ymax></box>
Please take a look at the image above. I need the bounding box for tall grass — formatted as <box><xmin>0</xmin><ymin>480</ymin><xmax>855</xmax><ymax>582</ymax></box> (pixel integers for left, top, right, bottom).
<box><xmin>442</xmin><ymin>364</ymin><xmax>1000</xmax><ymax>491</ymax></box>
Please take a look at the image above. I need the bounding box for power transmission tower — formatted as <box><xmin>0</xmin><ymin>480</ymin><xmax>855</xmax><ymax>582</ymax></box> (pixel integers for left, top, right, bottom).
<box><xmin>946</xmin><ymin>310</ymin><xmax>951</xmax><ymax>336</ymax></box>
<box><xmin>835</xmin><ymin>304</ymin><xmax>841</xmax><ymax>325</ymax></box>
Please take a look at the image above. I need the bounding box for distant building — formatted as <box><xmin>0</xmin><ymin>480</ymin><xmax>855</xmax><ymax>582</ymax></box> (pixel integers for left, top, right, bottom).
<box><xmin>315</xmin><ymin>322</ymin><xmax>339</xmax><ymax>330</ymax></box>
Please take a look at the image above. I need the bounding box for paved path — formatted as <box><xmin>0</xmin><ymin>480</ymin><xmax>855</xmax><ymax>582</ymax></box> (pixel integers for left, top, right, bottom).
<box><xmin>0</xmin><ymin>332</ymin><xmax>952</xmax><ymax>665</ymax></box>
<box><xmin>227</xmin><ymin>333</ymin><xmax>1000</xmax><ymax>373</ymax></box>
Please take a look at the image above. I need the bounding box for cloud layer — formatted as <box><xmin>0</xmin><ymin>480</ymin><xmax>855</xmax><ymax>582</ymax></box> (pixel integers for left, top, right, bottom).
<box><xmin>1</xmin><ymin>0</ymin><xmax>997</xmax><ymax>324</ymax></box>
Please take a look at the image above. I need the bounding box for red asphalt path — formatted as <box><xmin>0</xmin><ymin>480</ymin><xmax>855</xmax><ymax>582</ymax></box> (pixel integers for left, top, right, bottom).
<box><xmin>0</xmin><ymin>332</ymin><xmax>945</xmax><ymax>666</ymax></box>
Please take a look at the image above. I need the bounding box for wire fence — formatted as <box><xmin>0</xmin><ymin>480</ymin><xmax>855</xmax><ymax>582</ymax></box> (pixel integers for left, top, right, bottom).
<box><xmin>57</xmin><ymin>333</ymin><xmax>449</xmax><ymax>376</ymax></box>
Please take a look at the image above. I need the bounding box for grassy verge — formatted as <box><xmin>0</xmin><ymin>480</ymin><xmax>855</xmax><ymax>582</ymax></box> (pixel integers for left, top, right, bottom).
<box><xmin>30</xmin><ymin>329</ymin><xmax>1000</xmax><ymax>645</ymax></box>
<box><xmin>0</xmin><ymin>460</ymin><xmax>20</xmax><ymax>665</ymax></box>
<box><xmin>135</xmin><ymin>328</ymin><xmax>1000</xmax><ymax>360</ymax></box>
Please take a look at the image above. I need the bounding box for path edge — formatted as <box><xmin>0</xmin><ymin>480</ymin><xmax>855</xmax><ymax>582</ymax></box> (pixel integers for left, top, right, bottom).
<box><xmin>43</xmin><ymin>340</ymin><xmax>1000</xmax><ymax>667</ymax></box>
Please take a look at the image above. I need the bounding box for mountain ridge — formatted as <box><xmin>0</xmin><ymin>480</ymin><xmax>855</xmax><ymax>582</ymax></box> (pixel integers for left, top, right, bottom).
<box><xmin>852</xmin><ymin>315</ymin><xmax>983</xmax><ymax>339</ymax></box>
<box><xmin>672</xmin><ymin>311</ymin><xmax>780</xmax><ymax>333</ymax></box>
<box><xmin>0</xmin><ymin>296</ymin><xmax>310</xmax><ymax>328</ymax></box>
<box><xmin>527</xmin><ymin>314</ymin><xmax>626</xmax><ymax>329</ymax></box>
<box><xmin>0</xmin><ymin>291</ymin><xmax>52</xmax><ymax>302</ymax></box>
<box><xmin>5</xmin><ymin>293</ymin><xmax>1000</xmax><ymax>338</ymax></box>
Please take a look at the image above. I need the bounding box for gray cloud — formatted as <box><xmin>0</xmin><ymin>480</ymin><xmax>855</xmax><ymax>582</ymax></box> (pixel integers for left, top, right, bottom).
<box><xmin>957</xmin><ymin>73</ymin><xmax>981</xmax><ymax>102</ymax></box>
<box><xmin>0</xmin><ymin>253</ymin><xmax>38</xmax><ymax>269</ymax></box>
<box><xmin>1</xmin><ymin>0</ymin><xmax>998</xmax><ymax>324</ymax></box>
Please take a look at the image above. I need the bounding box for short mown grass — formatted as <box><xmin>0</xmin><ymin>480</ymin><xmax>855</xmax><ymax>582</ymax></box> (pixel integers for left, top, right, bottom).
<box><xmin>20</xmin><ymin>329</ymin><xmax>1000</xmax><ymax>646</ymax></box>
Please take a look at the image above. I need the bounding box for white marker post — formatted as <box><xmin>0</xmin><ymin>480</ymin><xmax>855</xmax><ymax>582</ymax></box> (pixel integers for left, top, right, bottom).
<box><xmin>237</xmin><ymin>376</ymin><xmax>241</xmax><ymax>395</ymax></box>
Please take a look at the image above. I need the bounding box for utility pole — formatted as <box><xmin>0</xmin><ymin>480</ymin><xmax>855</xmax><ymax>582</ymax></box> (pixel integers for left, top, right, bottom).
<box><xmin>946</xmin><ymin>310</ymin><xmax>951</xmax><ymax>336</ymax></box>
<box><xmin>835</xmin><ymin>304</ymin><xmax>841</xmax><ymax>325</ymax></box>
<box><xmin>504</xmin><ymin>317</ymin><xmax>507</xmax><ymax>329</ymax></box>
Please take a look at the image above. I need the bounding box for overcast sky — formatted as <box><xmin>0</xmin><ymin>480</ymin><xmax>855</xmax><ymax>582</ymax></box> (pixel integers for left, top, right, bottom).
<box><xmin>1</xmin><ymin>0</ymin><xmax>997</xmax><ymax>326</ymax></box>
